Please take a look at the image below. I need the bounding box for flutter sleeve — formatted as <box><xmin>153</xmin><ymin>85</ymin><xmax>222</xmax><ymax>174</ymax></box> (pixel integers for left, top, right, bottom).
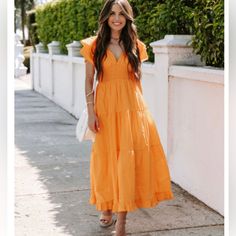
<box><xmin>137</xmin><ymin>39</ymin><xmax>149</xmax><ymax>62</ymax></box>
<box><xmin>80</xmin><ymin>36</ymin><xmax>97</xmax><ymax>66</ymax></box>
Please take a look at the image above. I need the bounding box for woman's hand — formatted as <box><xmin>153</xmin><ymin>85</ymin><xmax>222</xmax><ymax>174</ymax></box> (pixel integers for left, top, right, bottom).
<box><xmin>88</xmin><ymin>110</ymin><xmax>100</xmax><ymax>133</ymax></box>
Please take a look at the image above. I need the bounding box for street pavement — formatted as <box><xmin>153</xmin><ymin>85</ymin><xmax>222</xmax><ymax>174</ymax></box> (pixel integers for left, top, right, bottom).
<box><xmin>15</xmin><ymin>75</ymin><xmax>224</xmax><ymax>236</ymax></box>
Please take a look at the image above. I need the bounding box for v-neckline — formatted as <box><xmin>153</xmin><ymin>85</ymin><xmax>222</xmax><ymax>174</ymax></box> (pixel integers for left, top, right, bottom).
<box><xmin>107</xmin><ymin>48</ymin><xmax>124</xmax><ymax>63</ymax></box>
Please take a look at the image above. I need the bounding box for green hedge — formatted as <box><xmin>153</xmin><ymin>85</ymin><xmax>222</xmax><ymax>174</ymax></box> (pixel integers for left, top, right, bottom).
<box><xmin>190</xmin><ymin>0</ymin><xmax>224</xmax><ymax>67</ymax></box>
<box><xmin>130</xmin><ymin>0</ymin><xmax>196</xmax><ymax>62</ymax></box>
<box><xmin>36</xmin><ymin>0</ymin><xmax>103</xmax><ymax>53</ymax></box>
<box><xmin>35</xmin><ymin>0</ymin><xmax>224</xmax><ymax>67</ymax></box>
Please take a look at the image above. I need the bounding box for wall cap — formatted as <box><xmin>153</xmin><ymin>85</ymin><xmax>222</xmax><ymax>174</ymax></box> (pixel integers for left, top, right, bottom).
<box><xmin>47</xmin><ymin>41</ymin><xmax>60</xmax><ymax>47</ymax></box>
<box><xmin>150</xmin><ymin>35</ymin><xmax>193</xmax><ymax>48</ymax></box>
<box><xmin>169</xmin><ymin>65</ymin><xmax>224</xmax><ymax>84</ymax></box>
<box><xmin>66</xmin><ymin>41</ymin><xmax>81</xmax><ymax>48</ymax></box>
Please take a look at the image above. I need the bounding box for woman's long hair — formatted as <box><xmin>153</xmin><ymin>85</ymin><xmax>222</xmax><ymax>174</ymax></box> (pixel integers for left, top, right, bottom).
<box><xmin>94</xmin><ymin>0</ymin><xmax>141</xmax><ymax>81</ymax></box>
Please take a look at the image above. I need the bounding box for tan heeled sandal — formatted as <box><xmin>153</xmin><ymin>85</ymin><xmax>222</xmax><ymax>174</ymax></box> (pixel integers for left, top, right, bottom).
<box><xmin>99</xmin><ymin>211</ymin><xmax>114</xmax><ymax>228</ymax></box>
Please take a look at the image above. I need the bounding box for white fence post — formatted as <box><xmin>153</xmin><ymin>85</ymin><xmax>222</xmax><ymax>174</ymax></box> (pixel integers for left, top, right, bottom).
<box><xmin>66</xmin><ymin>41</ymin><xmax>81</xmax><ymax>57</ymax></box>
<box><xmin>34</xmin><ymin>42</ymin><xmax>47</xmax><ymax>91</ymax></box>
<box><xmin>150</xmin><ymin>35</ymin><xmax>204</xmax><ymax>157</ymax></box>
<box><xmin>47</xmin><ymin>41</ymin><xmax>61</xmax><ymax>55</ymax></box>
<box><xmin>35</xmin><ymin>42</ymin><xmax>47</xmax><ymax>53</ymax></box>
<box><xmin>66</xmin><ymin>41</ymin><xmax>82</xmax><ymax>109</ymax></box>
<box><xmin>29</xmin><ymin>47</ymin><xmax>34</xmax><ymax>89</ymax></box>
<box><xmin>47</xmin><ymin>41</ymin><xmax>61</xmax><ymax>99</ymax></box>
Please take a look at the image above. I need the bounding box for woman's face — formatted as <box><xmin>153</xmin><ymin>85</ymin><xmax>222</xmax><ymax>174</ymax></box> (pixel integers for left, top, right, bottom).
<box><xmin>108</xmin><ymin>3</ymin><xmax>126</xmax><ymax>33</ymax></box>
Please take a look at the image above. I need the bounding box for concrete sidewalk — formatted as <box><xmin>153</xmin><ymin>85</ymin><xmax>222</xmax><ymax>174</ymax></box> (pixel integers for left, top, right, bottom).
<box><xmin>15</xmin><ymin>75</ymin><xmax>224</xmax><ymax>236</ymax></box>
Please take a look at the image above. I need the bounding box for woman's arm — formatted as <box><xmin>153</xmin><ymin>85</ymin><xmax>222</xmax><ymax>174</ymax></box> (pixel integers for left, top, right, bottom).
<box><xmin>85</xmin><ymin>61</ymin><xmax>100</xmax><ymax>133</ymax></box>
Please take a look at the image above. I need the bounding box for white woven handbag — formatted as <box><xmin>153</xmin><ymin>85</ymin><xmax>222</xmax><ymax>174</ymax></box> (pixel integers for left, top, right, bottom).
<box><xmin>76</xmin><ymin>77</ymin><xmax>97</xmax><ymax>142</ymax></box>
<box><xmin>76</xmin><ymin>108</ymin><xmax>95</xmax><ymax>142</ymax></box>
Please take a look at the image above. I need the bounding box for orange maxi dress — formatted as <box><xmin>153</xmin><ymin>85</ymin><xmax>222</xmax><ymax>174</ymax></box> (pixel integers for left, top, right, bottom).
<box><xmin>80</xmin><ymin>36</ymin><xmax>174</xmax><ymax>212</ymax></box>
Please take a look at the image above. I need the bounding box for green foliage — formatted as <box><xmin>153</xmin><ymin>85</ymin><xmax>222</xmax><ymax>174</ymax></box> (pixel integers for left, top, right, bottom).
<box><xmin>35</xmin><ymin>0</ymin><xmax>224</xmax><ymax>67</ymax></box>
<box><xmin>190</xmin><ymin>0</ymin><xmax>224</xmax><ymax>67</ymax></box>
<box><xmin>130</xmin><ymin>0</ymin><xmax>224</xmax><ymax>66</ymax></box>
<box><xmin>130</xmin><ymin>0</ymin><xmax>195</xmax><ymax>62</ymax></box>
<box><xmin>36</xmin><ymin>0</ymin><xmax>103</xmax><ymax>54</ymax></box>
<box><xmin>129</xmin><ymin>0</ymin><xmax>162</xmax><ymax>62</ymax></box>
<box><xmin>26</xmin><ymin>10</ymin><xmax>39</xmax><ymax>49</ymax></box>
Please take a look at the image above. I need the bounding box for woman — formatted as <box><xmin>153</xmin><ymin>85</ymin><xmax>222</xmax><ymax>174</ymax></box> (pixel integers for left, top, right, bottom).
<box><xmin>80</xmin><ymin>0</ymin><xmax>174</xmax><ymax>235</ymax></box>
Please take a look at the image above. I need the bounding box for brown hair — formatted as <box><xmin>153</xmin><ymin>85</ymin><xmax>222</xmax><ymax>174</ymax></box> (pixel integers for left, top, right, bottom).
<box><xmin>94</xmin><ymin>0</ymin><xmax>141</xmax><ymax>81</ymax></box>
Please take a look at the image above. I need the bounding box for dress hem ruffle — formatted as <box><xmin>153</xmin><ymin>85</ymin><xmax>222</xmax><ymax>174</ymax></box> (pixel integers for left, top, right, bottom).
<box><xmin>89</xmin><ymin>191</ymin><xmax>174</xmax><ymax>213</ymax></box>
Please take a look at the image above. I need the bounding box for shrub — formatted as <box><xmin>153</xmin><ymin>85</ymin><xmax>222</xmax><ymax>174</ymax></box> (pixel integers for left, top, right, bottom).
<box><xmin>190</xmin><ymin>0</ymin><xmax>224</xmax><ymax>67</ymax></box>
<box><xmin>36</xmin><ymin>0</ymin><xmax>77</xmax><ymax>53</ymax></box>
<box><xmin>129</xmin><ymin>0</ymin><xmax>162</xmax><ymax>61</ymax></box>
<box><xmin>36</xmin><ymin>0</ymin><xmax>103</xmax><ymax>54</ymax></box>
<box><xmin>130</xmin><ymin>0</ymin><xmax>195</xmax><ymax>62</ymax></box>
<box><xmin>35</xmin><ymin>0</ymin><xmax>224</xmax><ymax>67</ymax></box>
<box><xmin>132</xmin><ymin>0</ymin><xmax>224</xmax><ymax>66</ymax></box>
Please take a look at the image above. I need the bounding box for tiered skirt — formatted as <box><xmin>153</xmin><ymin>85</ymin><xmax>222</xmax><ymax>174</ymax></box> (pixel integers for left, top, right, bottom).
<box><xmin>89</xmin><ymin>78</ymin><xmax>174</xmax><ymax>212</ymax></box>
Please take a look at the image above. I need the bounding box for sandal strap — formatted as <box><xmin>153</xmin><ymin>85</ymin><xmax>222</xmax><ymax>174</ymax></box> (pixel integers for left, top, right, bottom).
<box><xmin>100</xmin><ymin>213</ymin><xmax>112</xmax><ymax>221</ymax></box>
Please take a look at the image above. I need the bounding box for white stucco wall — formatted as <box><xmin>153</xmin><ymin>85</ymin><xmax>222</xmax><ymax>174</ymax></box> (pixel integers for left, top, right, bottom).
<box><xmin>141</xmin><ymin>63</ymin><xmax>167</xmax><ymax>154</ymax></box>
<box><xmin>168</xmin><ymin>65</ymin><xmax>224</xmax><ymax>215</ymax></box>
<box><xmin>31</xmin><ymin>54</ymin><xmax>86</xmax><ymax>119</ymax></box>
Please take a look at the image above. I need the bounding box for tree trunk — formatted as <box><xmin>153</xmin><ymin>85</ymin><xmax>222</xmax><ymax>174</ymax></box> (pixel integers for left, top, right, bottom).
<box><xmin>20</xmin><ymin>0</ymin><xmax>25</xmax><ymax>45</ymax></box>
<box><xmin>14</xmin><ymin>9</ymin><xmax>16</xmax><ymax>33</ymax></box>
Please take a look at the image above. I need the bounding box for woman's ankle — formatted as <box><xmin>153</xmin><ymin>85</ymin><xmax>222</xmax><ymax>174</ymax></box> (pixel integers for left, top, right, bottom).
<box><xmin>116</xmin><ymin>211</ymin><xmax>127</xmax><ymax>223</ymax></box>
